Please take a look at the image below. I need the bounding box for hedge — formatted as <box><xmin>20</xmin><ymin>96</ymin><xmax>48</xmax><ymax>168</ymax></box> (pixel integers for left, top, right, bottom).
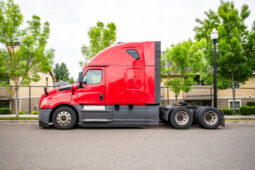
<box><xmin>0</xmin><ymin>108</ymin><xmax>11</xmax><ymax>114</ymax></box>
<box><xmin>247</xmin><ymin>102</ymin><xmax>255</xmax><ymax>106</ymax></box>
<box><xmin>31</xmin><ymin>110</ymin><xmax>39</xmax><ymax>115</ymax></box>
<box><xmin>221</xmin><ymin>108</ymin><xmax>233</xmax><ymax>115</ymax></box>
<box><xmin>239</xmin><ymin>106</ymin><xmax>255</xmax><ymax>115</ymax></box>
<box><xmin>18</xmin><ymin>111</ymin><xmax>26</xmax><ymax>115</ymax></box>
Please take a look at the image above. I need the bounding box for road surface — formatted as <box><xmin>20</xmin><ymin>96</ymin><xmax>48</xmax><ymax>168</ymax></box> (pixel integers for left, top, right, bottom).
<box><xmin>0</xmin><ymin>124</ymin><xmax>254</xmax><ymax>170</ymax></box>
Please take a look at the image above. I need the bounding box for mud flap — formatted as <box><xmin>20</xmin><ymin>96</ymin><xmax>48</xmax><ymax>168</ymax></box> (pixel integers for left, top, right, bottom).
<box><xmin>220</xmin><ymin>110</ymin><xmax>225</xmax><ymax>127</ymax></box>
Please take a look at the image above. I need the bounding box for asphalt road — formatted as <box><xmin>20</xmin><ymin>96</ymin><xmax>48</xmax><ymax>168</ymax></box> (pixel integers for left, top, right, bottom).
<box><xmin>0</xmin><ymin>124</ymin><xmax>255</xmax><ymax>170</ymax></box>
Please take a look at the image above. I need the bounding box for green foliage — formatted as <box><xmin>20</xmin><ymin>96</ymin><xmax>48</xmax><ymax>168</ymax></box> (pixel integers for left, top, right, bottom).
<box><xmin>69</xmin><ymin>76</ymin><xmax>75</xmax><ymax>84</ymax></box>
<box><xmin>164</xmin><ymin>78</ymin><xmax>182</xmax><ymax>100</ymax></box>
<box><xmin>160</xmin><ymin>56</ymin><xmax>167</xmax><ymax>78</ymax></box>
<box><xmin>80</xmin><ymin>21</ymin><xmax>117</xmax><ymax>66</ymax></box>
<box><xmin>0</xmin><ymin>12</ymin><xmax>54</xmax><ymax>86</ymax></box>
<box><xmin>194</xmin><ymin>1</ymin><xmax>254</xmax><ymax>87</ymax></box>
<box><xmin>0</xmin><ymin>0</ymin><xmax>23</xmax><ymax>45</ymax></box>
<box><xmin>53</xmin><ymin>62</ymin><xmax>70</xmax><ymax>82</ymax></box>
<box><xmin>0</xmin><ymin>108</ymin><xmax>11</xmax><ymax>114</ymax></box>
<box><xmin>0</xmin><ymin>0</ymin><xmax>54</xmax><ymax>117</ymax></box>
<box><xmin>18</xmin><ymin>111</ymin><xmax>26</xmax><ymax>115</ymax></box>
<box><xmin>221</xmin><ymin>108</ymin><xmax>233</xmax><ymax>115</ymax></box>
<box><xmin>163</xmin><ymin>39</ymin><xmax>206</xmax><ymax>100</ymax></box>
<box><xmin>247</xmin><ymin>102</ymin><xmax>255</xmax><ymax>106</ymax></box>
<box><xmin>244</xmin><ymin>23</ymin><xmax>255</xmax><ymax>71</ymax></box>
<box><xmin>164</xmin><ymin>77</ymin><xmax>193</xmax><ymax>101</ymax></box>
<box><xmin>194</xmin><ymin>1</ymin><xmax>255</xmax><ymax>113</ymax></box>
<box><xmin>239</xmin><ymin>106</ymin><xmax>255</xmax><ymax>115</ymax></box>
<box><xmin>31</xmin><ymin>110</ymin><xmax>38</xmax><ymax>115</ymax></box>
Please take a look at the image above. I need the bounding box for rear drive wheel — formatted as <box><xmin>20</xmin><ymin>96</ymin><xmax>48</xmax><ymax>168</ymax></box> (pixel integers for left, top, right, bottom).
<box><xmin>52</xmin><ymin>106</ymin><xmax>77</xmax><ymax>129</ymax></box>
<box><xmin>169</xmin><ymin>107</ymin><xmax>193</xmax><ymax>129</ymax></box>
<box><xmin>197</xmin><ymin>107</ymin><xmax>222</xmax><ymax>129</ymax></box>
<box><xmin>194</xmin><ymin>106</ymin><xmax>206</xmax><ymax>124</ymax></box>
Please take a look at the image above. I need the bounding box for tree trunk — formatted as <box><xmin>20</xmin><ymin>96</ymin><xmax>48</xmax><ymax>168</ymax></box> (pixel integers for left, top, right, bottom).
<box><xmin>14</xmin><ymin>86</ymin><xmax>19</xmax><ymax>118</ymax></box>
<box><xmin>232</xmin><ymin>86</ymin><xmax>236</xmax><ymax>114</ymax></box>
<box><xmin>231</xmin><ymin>72</ymin><xmax>237</xmax><ymax>114</ymax></box>
<box><xmin>232</xmin><ymin>87</ymin><xmax>236</xmax><ymax>114</ymax></box>
<box><xmin>175</xmin><ymin>94</ymin><xmax>178</xmax><ymax>102</ymax></box>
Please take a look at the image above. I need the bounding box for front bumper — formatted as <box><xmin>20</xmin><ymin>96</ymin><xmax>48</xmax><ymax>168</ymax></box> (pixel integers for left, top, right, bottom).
<box><xmin>39</xmin><ymin>109</ymin><xmax>52</xmax><ymax>128</ymax></box>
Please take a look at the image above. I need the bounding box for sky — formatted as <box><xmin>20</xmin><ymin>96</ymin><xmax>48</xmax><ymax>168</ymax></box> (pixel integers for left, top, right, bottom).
<box><xmin>16</xmin><ymin>0</ymin><xmax>255</xmax><ymax>79</ymax></box>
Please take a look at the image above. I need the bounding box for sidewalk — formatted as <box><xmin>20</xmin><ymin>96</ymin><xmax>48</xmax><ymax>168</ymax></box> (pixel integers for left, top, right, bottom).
<box><xmin>224</xmin><ymin>115</ymin><xmax>255</xmax><ymax>119</ymax></box>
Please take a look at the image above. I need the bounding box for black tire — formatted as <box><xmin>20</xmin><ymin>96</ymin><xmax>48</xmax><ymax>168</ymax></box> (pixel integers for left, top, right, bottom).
<box><xmin>169</xmin><ymin>107</ymin><xmax>193</xmax><ymax>129</ymax></box>
<box><xmin>197</xmin><ymin>107</ymin><xmax>222</xmax><ymax>129</ymax></box>
<box><xmin>52</xmin><ymin>106</ymin><xmax>77</xmax><ymax>129</ymax></box>
<box><xmin>194</xmin><ymin>106</ymin><xmax>206</xmax><ymax>124</ymax></box>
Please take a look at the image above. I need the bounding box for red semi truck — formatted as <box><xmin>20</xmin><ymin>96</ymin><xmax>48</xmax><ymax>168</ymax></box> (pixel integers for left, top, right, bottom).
<box><xmin>39</xmin><ymin>41</ymin><xmax>224</xmax><ymax>129</ymax></box>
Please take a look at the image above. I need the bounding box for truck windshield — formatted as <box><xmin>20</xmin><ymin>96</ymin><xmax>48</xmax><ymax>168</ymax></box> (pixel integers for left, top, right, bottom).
<box><xmin>83</xmin><ymin>70</ymin><xmax>102</xmax><ymax>84</ymax></box>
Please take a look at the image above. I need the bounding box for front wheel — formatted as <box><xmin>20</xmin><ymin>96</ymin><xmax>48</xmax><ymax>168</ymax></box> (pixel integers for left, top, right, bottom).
<box><xmin>52</xmin><ymin>106</ymin><xmax>77</xmax><ymax>129</ymax></box>
<box><xmin>169</xmin><ymin>107</ymin><xmax>193</xmax><ymax>129</ymax></box>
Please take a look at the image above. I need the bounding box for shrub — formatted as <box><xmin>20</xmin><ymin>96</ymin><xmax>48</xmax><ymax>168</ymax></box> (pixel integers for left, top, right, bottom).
<box><xmin>31</xmin><ymin>110</ymin><xmax>39</xmax><ymax>115</ymax></box>
<box><xmin>18</xmin><ymin>111</ymin><xmax>27</xmax><ymax>115</ymax></box>
<box><xmin>239</xmin><ymin>106</ymin><xmax>255</xmax><ymax>115</ymax></box>
<box><xmin>0</xmin><ymin>108</ymin><xmax>11</xmax><ymax>114</ymax></box>
<box><xmin>221</xmin><ymin>108</ymin><xmax>233</xmax><ymax>115</ymax></box>
<box><xmin>247</xmin><ymin>101</ymin><xmax>255</xmax><ymax>106</ymax></box>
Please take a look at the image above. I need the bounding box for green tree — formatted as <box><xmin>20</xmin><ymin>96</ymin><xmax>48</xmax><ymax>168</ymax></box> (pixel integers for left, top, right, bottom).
<box><xmin>69</xmin><ymin>76</ymin><xmax>75</xmax><ymax>84</ymax></box>
<box><xmin>244</xmin><ymin>21</ymin><xmax>255</xmax><ymax>71</ymax></box>
<box><xmin>53</xmin><ymin>63</ymin><xmax>60</xmax><ymax>81</ymax></box>
<box><xmin>163</xmin><ymin>39</ymin><xmax>207</xmax><ymax>101</ymax></box>
<box><xmin>194</xmin><ymin>1</ymin><xmax>255</xmax><ymax>113</ymax></box>
<box><xmin>53</xmin><ymin>62</ymin><xmax>70</xmax><ymax>82</ymax></box>
<box><xmin>80</xmin><ymin>21</ymin><xmax>117</xmax><ymax>66</ymax></box>
<box><xmin>0</xmin><ymin>0</ymin><xmax>54</xmax><ymax>117</ymax></box>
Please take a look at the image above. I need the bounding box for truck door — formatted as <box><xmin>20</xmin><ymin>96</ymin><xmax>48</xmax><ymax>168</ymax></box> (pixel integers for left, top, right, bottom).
<box><xmin>77</xmin><ymin>67</ymin><xmax>112</xmax><ymax>126</ymax></box>
<box><xmin>78</xmin><ymin>67</ymin><xmax>105</xmax><ymax>105</ymax></box>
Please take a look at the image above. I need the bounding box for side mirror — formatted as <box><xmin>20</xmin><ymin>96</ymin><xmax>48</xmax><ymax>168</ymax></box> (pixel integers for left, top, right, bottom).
<box><xmin>78</xmin><ymin>72</ymin><xmax>83</xmax><ymax>88</ymax></box>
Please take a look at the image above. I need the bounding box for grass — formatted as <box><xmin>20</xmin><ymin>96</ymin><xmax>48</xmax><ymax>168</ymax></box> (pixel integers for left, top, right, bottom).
<box><xmin>0</xmin><ymin>117</ymin><xmax>38</xmax><ymax>120</ymax></box>
<box><xmin>226</xmin><ymin>114</ymin><xmax>241</xmax><ymax>115</ymax></box>
<box><xmin>225</xmin><ymin>118</ymin><xmax>255</xmax><ymax>121</ymax></box>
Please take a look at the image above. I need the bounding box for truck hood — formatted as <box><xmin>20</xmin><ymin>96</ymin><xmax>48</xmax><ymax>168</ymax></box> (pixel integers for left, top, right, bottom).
<box><xmin>41</xmin><ymin>84</ymin><xmax>76</xmax><ymax>99</ymax></box>
<box><xmin>39</xmin><ymin>84</ymin><xmax>77</xmax><ymax>109</ymax></box>
<box><xmin>47</xmin><ymin>84</ymin><xmax>77</xmax><ymax>95</ymax></box>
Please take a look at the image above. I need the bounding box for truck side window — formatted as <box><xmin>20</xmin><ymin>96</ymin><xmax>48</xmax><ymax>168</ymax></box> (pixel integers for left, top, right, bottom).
<box><xmin>83</xmin><ymin>70</ymin><xmax>102</xmax><ymax>84</ymax></box>
<box><xmin>126</xmin><ymin>49</ymin><xmax>140</xmax><ymax>60</ymax></box>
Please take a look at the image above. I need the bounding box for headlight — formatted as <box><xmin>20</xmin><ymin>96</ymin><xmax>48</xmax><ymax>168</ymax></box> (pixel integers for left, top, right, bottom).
<box><xmin>40</xmin><ymin>99</ymin><xmax>48</xmax><ymax>108</ymax></box>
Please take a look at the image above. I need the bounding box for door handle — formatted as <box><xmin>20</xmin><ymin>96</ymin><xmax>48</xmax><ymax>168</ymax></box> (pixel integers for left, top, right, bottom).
<box><xmin>99</xmin><ymin>94</ymin><xmax>104</xmax><ymax>101</ymax></box>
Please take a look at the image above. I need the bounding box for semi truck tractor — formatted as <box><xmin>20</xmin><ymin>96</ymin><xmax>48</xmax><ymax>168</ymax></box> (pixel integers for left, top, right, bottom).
<box><xmin>39</xmin><ymin>41</ymin><xmax>224</xmax><ymax>129</ymax></box>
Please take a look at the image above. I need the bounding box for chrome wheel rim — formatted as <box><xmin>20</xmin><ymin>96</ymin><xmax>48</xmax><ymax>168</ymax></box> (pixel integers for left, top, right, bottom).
<box><xmin>56</xmin><ymin>111</ymin><xmax>72</xmax><ymax>126</ymax></box>
<box><xmin>204</xmin><ymin>111</ymin><xmax>218</xmax><ymax>125</ymax></box>
<box><xmin>175</xmin><ymin>111</ymin><xmax>189</xmax><ymax>125</ymax></box>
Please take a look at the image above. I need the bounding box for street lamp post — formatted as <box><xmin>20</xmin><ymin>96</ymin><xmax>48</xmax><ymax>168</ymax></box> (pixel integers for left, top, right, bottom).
<box><xmin>211</xmin><ymin>28</ymin><xmax>218</xmax><ymax>108</ymax></box>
